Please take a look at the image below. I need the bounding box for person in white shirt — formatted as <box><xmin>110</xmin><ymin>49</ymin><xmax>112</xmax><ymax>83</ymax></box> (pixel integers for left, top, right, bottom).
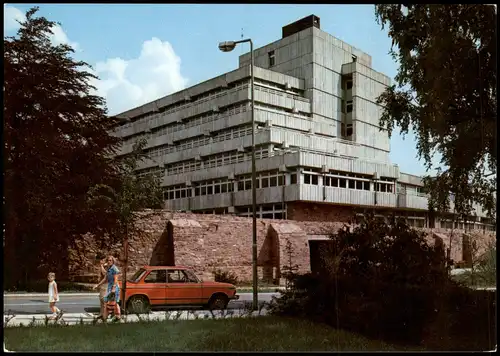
<box><xmin>47</xmin><ymin>272</ymin><xmax>61</xmax><ymax>319</ymax></box>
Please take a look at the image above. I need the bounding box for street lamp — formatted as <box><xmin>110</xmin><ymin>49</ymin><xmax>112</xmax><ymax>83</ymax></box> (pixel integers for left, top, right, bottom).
<box><xmin>218</xmin><ymin>38</ymin><xmax>258</xmax><ymax>311</ymax></box>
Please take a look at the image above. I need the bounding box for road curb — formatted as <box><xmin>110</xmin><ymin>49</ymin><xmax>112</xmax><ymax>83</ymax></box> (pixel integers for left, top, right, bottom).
<box><xmin>4</xmin><ymin>293</ymin><xmax>99</xmax><ymax>297</ymax></box>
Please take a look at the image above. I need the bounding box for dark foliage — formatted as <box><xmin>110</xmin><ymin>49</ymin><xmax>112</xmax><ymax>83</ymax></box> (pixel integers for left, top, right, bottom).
<box><xmin>3</xmin><ymin>7</ymin><xmax>122</xmax><ymax>288</ymax></box>
<box><xmin>269</xmin><ymin>214</ymin><xmax>495</xmax><ymax>348</ymax></box>
<box><xmin>374</xmin><ymin>5</ymin><xmax>497</xmax><ymax>219</ymax></box>
<box><xmin>212</xmin><ymin>269</ymin><xmax>239</xmax><ymax>285</ymax></box>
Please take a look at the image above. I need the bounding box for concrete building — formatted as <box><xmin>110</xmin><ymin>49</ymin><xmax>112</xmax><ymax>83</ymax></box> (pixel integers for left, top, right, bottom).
<box><xmin>110</xmin><ymin>15</ymin><xmax>494</xmax><ymax>231</ymax></box>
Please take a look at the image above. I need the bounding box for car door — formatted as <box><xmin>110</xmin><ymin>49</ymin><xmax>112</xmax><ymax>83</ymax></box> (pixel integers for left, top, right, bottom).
<box><xmin>165</xmin><ymin>269</ymin><xmax>203</xmax><ymax>306</ymax></box>
<box><xmin>142</xmin><ymin>269</ymin><xmax>168</xmax><ymax>306</ymax></box>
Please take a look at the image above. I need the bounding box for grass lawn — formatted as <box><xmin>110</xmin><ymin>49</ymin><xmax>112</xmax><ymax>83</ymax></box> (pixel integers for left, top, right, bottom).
<box><xmin>4</xmin><ymin>316</ymin><xmax>424</xmax><ymax>352</ymax></box>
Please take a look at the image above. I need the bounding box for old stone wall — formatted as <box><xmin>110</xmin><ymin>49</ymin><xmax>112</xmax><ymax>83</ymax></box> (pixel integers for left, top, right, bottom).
<box><xmin>68</xmin><ymin>209</ymin><xmax>495</xmax><ymax>284</ymax></box>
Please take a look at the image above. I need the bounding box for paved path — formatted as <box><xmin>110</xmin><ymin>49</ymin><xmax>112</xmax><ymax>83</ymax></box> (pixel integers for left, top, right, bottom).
<box><xmin>3</xmin><ymin>292</ymin><xmax>278</xmax><ymax>315</ymax></box>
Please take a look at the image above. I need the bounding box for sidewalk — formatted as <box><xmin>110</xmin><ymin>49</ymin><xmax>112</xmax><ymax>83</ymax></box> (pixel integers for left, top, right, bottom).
<box><xmin>3</xmin><ymin>309</ymin><xmax>269</xmax><ymax>327</ymax></box>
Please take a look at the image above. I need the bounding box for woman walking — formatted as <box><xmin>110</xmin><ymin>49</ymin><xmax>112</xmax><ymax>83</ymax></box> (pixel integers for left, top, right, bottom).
<box><xmin>102</xmin><ymin>255</ymin><xmax>121</xmax><ymax>322</ymax></box>
<box><xmin>93</xmin><ymin>257</ymin><xmax>108</xmax><ymax>320</ymax></box>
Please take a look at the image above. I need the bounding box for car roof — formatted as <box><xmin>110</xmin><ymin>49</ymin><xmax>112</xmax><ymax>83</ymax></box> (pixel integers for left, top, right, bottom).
<box><xmin>141</xmin><ymin>266</ymin><xmax>191</xmax><ymax>270</ymax></box>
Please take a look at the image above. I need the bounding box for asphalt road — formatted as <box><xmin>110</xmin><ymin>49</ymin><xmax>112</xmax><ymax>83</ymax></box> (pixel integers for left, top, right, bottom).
<box><xmin>3</xmin><ymin>292</ymin><xmax>278</xmax><ymax>315</ymax></box>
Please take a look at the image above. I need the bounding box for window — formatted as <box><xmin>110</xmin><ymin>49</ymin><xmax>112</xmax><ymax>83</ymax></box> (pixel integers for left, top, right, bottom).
<box><xmin>363</xmin><ymin>181</ymin><xmax>370</xmax><ymax>191</ymax></box>
<box><xmin>348</xmin><ymin>180</ymin><xmax>355</xmax><ymax>189</ymax></box>
<box><xmin>356</xmin><ymin>181</ymin><xmax>363</xmax><ymax>190</ymax></box>
<box><xmin>291</xmin><ymin>174</ymin><xmax>297</xmax><ymax>184</ymax></box>
<box><xmin>346</xmin><ymin>80</ymin><xmax>353</xmax><ymax>90</ymax></box>
<box><xmin>167</xmin><ymin>270</ymin><xmax>186</xmax><ymax>283</ymax></box>
<box><xmin>278</xmin><ymin>175</ymin><xmax>284</xmax><ymax>186</ymax></box>
<box><xmin>311</xmin><ymin>175</ymin><xmax>319</xmax><ymax>185</ymax></box>
<box><xmin>352</xmin><ymin>55</ymin><xmax>357</xmax><ymax>62</ymax></box>
<box><xmin>270</xmin><ymin>176</ymin><xmax>277</xmax><ymax>187</ymax></box>
<box><xmin>261</xmin><ymin>177</ymin><xmax>269</xmax><ymax>188</ymax></box>
<box><xmin>346</xmin><ymin>124</ymin><xmax>353</xmax><ymax>136</ymax></box>
<box><xmin>268</xmin><ymin>51</ymin><xmax>275</xmax><ymax>67</ymax></box>
<box><xmin>346</xmin><ymin>101</ymin><xmax>353</xmax><ymax>113</ymax></box>
<box><xmin>339</xmin><ymin>178</ymin><xmax>346</xmax><ymax>188</ymax></box>
<box><xmin>304</xmin><ymin>174</ymin><xmax>311</xmax><ymax>184</ymax></box>
<box><xmin>144</xmin><ymin>270</ymin><xmax>167</xmax><ymax>283</ymax></box>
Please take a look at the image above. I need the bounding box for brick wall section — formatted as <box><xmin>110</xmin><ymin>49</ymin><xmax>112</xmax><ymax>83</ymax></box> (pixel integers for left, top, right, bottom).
<box><xmin>68</xmin><ymin>209</ymin><xmax>495</xmax><ymax>283</ymax></box>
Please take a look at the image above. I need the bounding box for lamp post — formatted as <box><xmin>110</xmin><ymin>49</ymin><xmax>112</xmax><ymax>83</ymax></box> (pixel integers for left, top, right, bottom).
<box><xmin>218</xmin><ymin>39</ymin><xmax>258</xmax><ymax>311</ymax></box>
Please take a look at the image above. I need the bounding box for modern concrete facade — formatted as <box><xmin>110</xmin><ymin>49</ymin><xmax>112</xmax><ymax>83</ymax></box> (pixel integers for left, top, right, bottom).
<box><xmin>110</xmin><ymin>15</ymin><xmax>494</xmax><ymax>231</ymax></box>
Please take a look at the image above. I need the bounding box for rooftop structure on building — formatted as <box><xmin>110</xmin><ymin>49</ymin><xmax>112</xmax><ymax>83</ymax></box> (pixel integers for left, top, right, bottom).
<box><xmin>110</xmin><ymin>15</ymin><xmax>494</xmax><ymax>231</ymax></box>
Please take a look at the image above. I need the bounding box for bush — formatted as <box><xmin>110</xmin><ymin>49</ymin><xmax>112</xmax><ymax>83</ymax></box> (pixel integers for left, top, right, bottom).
<box><xmin>270</xmin><ymin>214</ymin><xmax>452</xmax><ymax>345</ymax></box>
<box><xmin>212</xmin><ymin>269</ymin><xmax>238</xmax><ymax>285</ymax></box>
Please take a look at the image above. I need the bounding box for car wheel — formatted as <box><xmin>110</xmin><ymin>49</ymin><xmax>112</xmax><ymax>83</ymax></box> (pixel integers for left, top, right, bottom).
<box><xmin>126</xmin><ymin>296</ymin><xmax>151</xmax><ymax>314</ymax></box>
<box><xmin>208</xmin><ymin>294</ymin><xmax>229</xmax><ymax>310</ymax></box>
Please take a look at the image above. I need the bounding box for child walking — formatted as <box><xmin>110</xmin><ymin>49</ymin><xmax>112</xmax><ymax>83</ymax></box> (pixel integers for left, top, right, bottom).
<box><xmin>47</xmin><ymin>272</ymin><xmax>61</xmax><ymax>319</ymax></box>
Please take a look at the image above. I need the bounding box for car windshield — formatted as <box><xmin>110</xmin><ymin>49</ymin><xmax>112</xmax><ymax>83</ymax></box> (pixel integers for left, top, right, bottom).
<box><xmin>184</xmin><ymin>270</ymin><xmax>199</xmax><ymax>283</ymax></box>
<box><xmin>129</xmin><ymin>268</ymin><xmax>146</xmax><ymax>283</ymax></box>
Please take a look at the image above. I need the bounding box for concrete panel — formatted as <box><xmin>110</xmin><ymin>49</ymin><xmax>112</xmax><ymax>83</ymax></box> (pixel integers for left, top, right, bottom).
<box><xmin>353</xmin><ymin>121</ymin><xmax>390</xmax><ymax>152</ymax></box>
<box><xmin>309</xmin><ymin>89</ymin><xmax>340</xmax><ymax>120</ymax></box>
<box><xmin>256</xmin><ymin>109</ymin><xmax>336</xmax><ymax>137</ymax></box>
<box><xmin>312</xmin><ymin>64</ymin><xmax>343</xmax><ymax>95</ymax></box>
<box><xmin>399</xmin><ymin>173</ymin><xmax>424</xmax><ymax>186</ymax></box>
<box><xmin>299</xmin><ymin>151</ymin><xmax>399</xmax><ymax>178</ymax></box>
<box><xmin>353</xmin><ymin>72</ymin><xmax>388</xmax><ymax>103</ymax></box>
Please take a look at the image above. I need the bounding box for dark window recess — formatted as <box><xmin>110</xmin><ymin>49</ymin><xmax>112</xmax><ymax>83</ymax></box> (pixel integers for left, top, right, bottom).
<box><xmin>238</xmin><ymin>182</ymin><xmax>244</xmax><ymax>191</ymax></box>
<box><xmin>356</xmin><ymin>181</ymin><xmax>363</xmax><ymax>190</ymax></box>
<box><xmin>169</xmin><ymin>191</ymin><xmax>174</xmax><ymax>200</ymax></box>
<box><xmin>270</xmin><ymin>176</ymin><xmax>277</xmax><ymax>187</ymax></box>
<box><xmin>195</xmin><ymin>187</ymin><xmax>200</xmax><ymax>196</ymax></box>
<box><xmin>291</xmin><ymin>174</ymin><xmax>297</xmax><ymax>184</ymax></box>
<box><xmin>268</xmin><ymin>51</ymin><xmax>275</xmax><ymax>67</ymax></box>
<box><xmin>339</xmin><ymin>178</ymin><xmax>347</xmax><ymax>188</ymax></box>
<box><xmin>304</xmin><ymin>174</ymin><xmax>311</xmax><ymax>184</ymax></box>
<box><xmin>201</xmin><ymin>186</ymin><xmax>207</xmax><ymax>195</ymax></box>
<box><xmin>363</xmin><ymin>181</ymin><xmax>370</xmax><ymax>191</ymax></box>
<box><xmin>262</xmin><ymin>213</ymin><xmax>274</xmax><ymax>219</ymax></box>
<box><xmin>228</xmin><ymin>183</ymin><xmax>234</xmax><ymax>192</ymax></box>
<box><xmin>348</xmin><ymin>180</ymin><xmax>355</xmax><ymax>189</ymax></box>
<box><xmin>262</xmin><ymin>205</ymin><xmax>274</xmax><ymax>212</ymax></box>
<box><xmin>352</xmin><ymin>55</ymin><xmax>357</xmax><ymax>62</ymax></box>
<box><xmin>274</xmin><ymin>212</ymin><xmax>284</xmax><ymax>220</ymax></box>
<box><xmin>346</xmin><ymin>124</ymin><xmax>353</xmax><ymax>136</ymax></box>
<box><xmin>255</xmin><ymin>179</ymin><xmax>260</xmax><ymax>189</ymax></box>
<box><xmin>262</xmin><ymin>178</ymin><xmax>269</xmax><ymax>188</ymax></box>
<box><xmin>346</xmin><ymin>102</ymin><xmax>353</xmax><ymax>113</ymax></box>
<box><xmin>278</xmin><ymin>175</ymin><xmax>285</xmax><ymax>186</ymax></box>
<box><xmin>346</xmin><ymin>81</ymin><xmax>353</xmax><ymax>90</ymax></box>
<box><xmin>324</xmin><ymin>177</ymin><xmax>330</xmax><ymax>186</ymax></box>
<box><xmin>214</xmin><ymin>185</ymin><xmax>221</xmax><ymax>194</ymax></box>
<box><xmin>207</xmin><ymin>186</ymin><xmax>213</xmax><ymax>195</ymax></box>
<box><xmin>163</xmin><ymin>192</ymin><xmax>169</xmax><ymax>200</ymax></box>
<box><xmin>221</xmin><ymin>184</ymin><xmax>227</xmax><ymax>193</ymax></box>
<box><xmin>245</xmin><ymin>181</ymin><xmax>252</xmax><ymax>190</ymax></box>
<box><xmin>175</xmin><ymin>191</ymin><xmax>181</xmax><ymax>199</ymax></box>
<box><xmin>181</xmin><ymin>190</ymin><xmax>186</xmax><ymax>198</ymax></box>
<box><xmin>311</xmin><ymin>175</ymin><xmax>319</xmax><ymax>185</ymax></box>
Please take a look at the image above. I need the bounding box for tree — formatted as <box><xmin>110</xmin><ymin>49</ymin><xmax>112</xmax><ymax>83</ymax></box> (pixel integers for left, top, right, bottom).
<box><xmin>374</xmin><ymin>5</ymin><xmax>497</xmax><ymax>220</ymax></box>
<box><xmin>87</xmin><ymin>138</ymin><xmax>163</xmax><ymax>308</ymax></box>
<box><xmin>3</xmin><ymin>7</ymin><xmax>121</xmax><ymax>288</ymax></box>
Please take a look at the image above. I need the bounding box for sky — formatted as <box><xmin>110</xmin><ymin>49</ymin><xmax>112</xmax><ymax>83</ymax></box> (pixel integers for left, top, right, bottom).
<box><xmin>4</xmin><ymin>3</ymin><xmax>442</xmax><ymax>176</ymax></box>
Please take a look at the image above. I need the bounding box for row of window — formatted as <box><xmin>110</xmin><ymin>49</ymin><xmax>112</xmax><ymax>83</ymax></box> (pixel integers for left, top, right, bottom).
<box><xmin>116</xmin><ymin>76</ymin><xmax>307</xmax><ymax>134</ymax></box>
<box><xmin>304</xmin><ymin>173</ymin><xmax>394</xmax><ymax>193</ymax></box>
<box><xmin>144</xmin><ymin>124</ymin><xmax>254</xmax><ymax>159</ymax></box>
<box><xmin>115</xmin><ymin>80</ymin><xmax>250</xmax><ymax>131</ymax></box>
<box><xmin>163</xmin><ymin>171</ymin><xmax>286</xmax><ymax>199</ymax></box>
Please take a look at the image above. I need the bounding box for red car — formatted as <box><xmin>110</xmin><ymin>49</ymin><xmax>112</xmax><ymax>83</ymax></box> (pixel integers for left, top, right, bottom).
<box><xmin>123</xmin><ymin>266</ymin><xmax>239</xmax><ymax>313</ymax></box>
